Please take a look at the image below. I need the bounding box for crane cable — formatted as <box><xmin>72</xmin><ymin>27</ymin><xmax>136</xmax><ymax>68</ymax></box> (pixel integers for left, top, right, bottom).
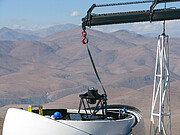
<box><xmin>82</xmin><ymin>30</ymin><xmax>107</xmax><ymax>116</ymax></box>
<box><xmin>82</xmin><ymin>30</ymin><xmax>107</xmax><ymax>96</ymax></box>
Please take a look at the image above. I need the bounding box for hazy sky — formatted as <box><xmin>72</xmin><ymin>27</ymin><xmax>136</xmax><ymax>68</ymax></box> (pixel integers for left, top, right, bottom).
<box><xmin>0</xmin><ymin>0</ymin><xmax>180</xmax><ymax>36</ymax></box>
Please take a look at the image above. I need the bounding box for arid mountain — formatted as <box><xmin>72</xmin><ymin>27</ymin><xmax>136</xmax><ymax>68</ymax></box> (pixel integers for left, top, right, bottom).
<box><xmin>0</xmin><ymin>27</ymin><xmax>179</xmax><ymax>107</ymax></box>
<box><xmin>0</xmin><ymin>27</ymin><xmax>179</xmax><ymax>134</ymax></box>
<box><xmin>0</xmin><ymin>41</ymin><xmax>28</xmax><ymax>76</ymax></box>
<box><xmin>0</xmin><ymin>27</ymin><xmax>40</xmax><ymax>41</ymax></box>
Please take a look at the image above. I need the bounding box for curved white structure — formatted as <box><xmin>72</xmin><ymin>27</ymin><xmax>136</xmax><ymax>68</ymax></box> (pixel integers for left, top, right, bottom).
<box><xmin>2</xmin><ymin>108</ymin><xmax>138</xmax><ymax>135</ymax></box>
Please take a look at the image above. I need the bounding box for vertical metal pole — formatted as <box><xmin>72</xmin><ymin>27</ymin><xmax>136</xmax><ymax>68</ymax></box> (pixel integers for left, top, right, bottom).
<box><xmin>167</xmin><ymin>36</ymin><xmax>171</xmax><ymax>135</ymax></box>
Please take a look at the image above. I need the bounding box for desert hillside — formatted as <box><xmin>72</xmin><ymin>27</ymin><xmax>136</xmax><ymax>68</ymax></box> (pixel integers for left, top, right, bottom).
<box><xmin>0</xmin><ymin>26</ymin><xmax>179</xmax><ymax>134</ymax></box>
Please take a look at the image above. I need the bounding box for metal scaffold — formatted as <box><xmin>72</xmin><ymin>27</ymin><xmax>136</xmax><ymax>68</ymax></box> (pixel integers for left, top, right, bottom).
<box><xmin>150</xmin><ymin>33</ymin><xmax>171</xmax><ymax>135</ymax></box>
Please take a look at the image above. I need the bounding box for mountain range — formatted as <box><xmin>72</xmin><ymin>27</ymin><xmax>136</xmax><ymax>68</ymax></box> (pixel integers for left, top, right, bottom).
<box><xmin>13</xmin><ymin>24</ymin><xmax>78</xmax><ymax>38</ymax></box>
<box><xmin>0</xmin><ymin>27</ymin><xmax>40</xmax><ymax>41</ymax></box>
<box><xmin>0</xmin><ymin>24</ymin><xmax>79</xmax><ymax>41</ymax></box>
<box><xmin>0</xmin><ymin>25</ymin><xmax>179</xmax><ymax>134</ymax></box>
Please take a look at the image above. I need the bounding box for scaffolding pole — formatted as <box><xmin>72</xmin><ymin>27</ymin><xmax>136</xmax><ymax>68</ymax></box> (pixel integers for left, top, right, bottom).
<box><xmin>150</xmin><ymin>34</ymin><xmax>171</xmax><ymax>135</ymax></box>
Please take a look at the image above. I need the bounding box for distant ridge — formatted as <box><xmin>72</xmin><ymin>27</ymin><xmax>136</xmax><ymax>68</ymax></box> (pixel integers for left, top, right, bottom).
<box><xmin>15</xmin><ymin>24</ymin><xmax>79</xmax><ymax>38</ymax></box>
<box><xmin>0</xmin><ymin>27</ymin><xmax>40</xmax><ymax>41</ymax></box>
<box><xmin>0</xmin><ymin>24</ymin><xmax>79</xmax><ymax>41</ymax></box>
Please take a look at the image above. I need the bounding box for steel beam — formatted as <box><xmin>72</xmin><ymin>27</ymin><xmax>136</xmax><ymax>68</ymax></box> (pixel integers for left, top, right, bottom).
<box><xmin>82</xmin><ymin>8</ymin><xmax>180</xmax><ymax>29</ymax></box>
<box><xmin>158</xmin><ymin>0</ymin><xmax>180</xmax><ymax>3</ymax></box>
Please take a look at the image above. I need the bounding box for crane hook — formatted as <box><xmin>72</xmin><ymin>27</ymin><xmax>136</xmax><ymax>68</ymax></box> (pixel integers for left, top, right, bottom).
<box><xmin>82</xmin><ymin>30</ymin><xmax>88</xmax><ymax>44</ymax></box>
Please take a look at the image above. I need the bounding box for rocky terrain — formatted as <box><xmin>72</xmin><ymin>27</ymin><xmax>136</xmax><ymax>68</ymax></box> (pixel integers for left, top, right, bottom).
<box><xmin>0</xmin><ymin>26</ymin><xmax>179</xmax><ymax>134</ymax></box>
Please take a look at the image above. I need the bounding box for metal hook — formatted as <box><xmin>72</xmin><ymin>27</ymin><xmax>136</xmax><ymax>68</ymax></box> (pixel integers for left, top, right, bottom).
<box><xmin>82</xmin><ymin>30</ymin><xmax>88</xmax><ymax>44</ymax></box>
<box><xmin>82</xmin><ymin>37</ymin><xmax>88</xmax><ymax>44</ymax></box>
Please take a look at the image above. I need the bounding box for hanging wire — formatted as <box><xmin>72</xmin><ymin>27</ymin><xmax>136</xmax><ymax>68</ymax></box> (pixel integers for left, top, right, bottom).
<box><xmin>57</xmin><ymin>121</ymin><xmax>92</xmax><ymax>135</ymax></box>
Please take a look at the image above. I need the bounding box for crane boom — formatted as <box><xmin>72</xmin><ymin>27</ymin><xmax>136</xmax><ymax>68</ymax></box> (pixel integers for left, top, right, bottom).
<box><xmin>82</xmin><ymin>0</ymin><xmax>180</xmax><ymax>30</ymax></box>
